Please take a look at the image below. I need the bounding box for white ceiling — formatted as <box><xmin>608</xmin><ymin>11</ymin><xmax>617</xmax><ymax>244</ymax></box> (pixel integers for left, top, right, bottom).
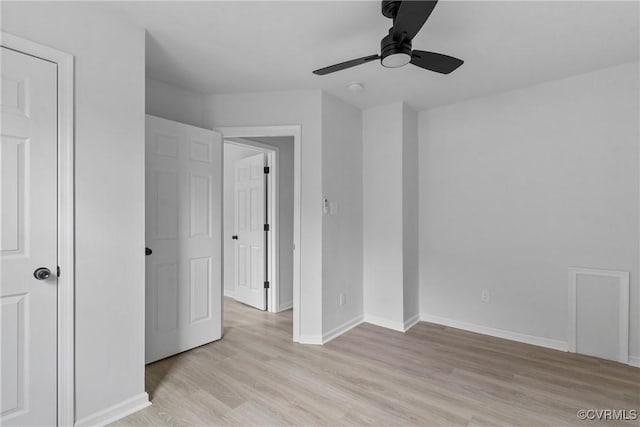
<box><xmin>110</xmin><ymin>1</ymin><xmax>640</xmax><ymax>111</ymax></box>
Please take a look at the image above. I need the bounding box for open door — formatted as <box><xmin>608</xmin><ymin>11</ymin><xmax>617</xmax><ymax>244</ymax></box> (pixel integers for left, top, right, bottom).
<box><xmin>233</xmin><ymin>153</ymin><xmax>267</xmax><ymax>310</ymax></box>
<box><xmin>145</xmin><ymin>115</ymin><xmax>222</xmax><ymax>364</ymax></box>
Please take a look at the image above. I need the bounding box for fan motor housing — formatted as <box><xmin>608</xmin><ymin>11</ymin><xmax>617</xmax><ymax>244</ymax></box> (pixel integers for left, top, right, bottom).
<box><xmin>380</xmin><ymin>28</ymin><xmax>411</xmax><ymax>61</ymax></box>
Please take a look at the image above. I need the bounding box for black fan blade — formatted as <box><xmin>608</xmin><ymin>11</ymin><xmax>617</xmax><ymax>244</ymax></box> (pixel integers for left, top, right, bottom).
<box><xmin>392</xmin><ymin>1</ymin><xmax>438</xmax><ymax>42</ymax></box>
<box><xmin>313</xmin><ymin>55</ymin><xmax>380</xmax><ymax>75</ymax></box>
<box><xmin>410</xmin><ymin>50</ymin><xmax>463</xmax><ymax>74</ymax></box>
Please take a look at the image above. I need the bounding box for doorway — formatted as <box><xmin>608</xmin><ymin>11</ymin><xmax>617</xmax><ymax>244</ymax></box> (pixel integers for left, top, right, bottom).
<box><xmin>223</xmin><ymin>137</ymin><xmax>294</xmax><ymax>314</ymax></box>
<box><xmin>219</xmin><ymin>126</ymin><xmax>301</xmax><ymax>341</ymax></box>
<box><xmin>143</xmin><ymin>122</ymin><xmax>301</xmax><ymax>366</ymax></box>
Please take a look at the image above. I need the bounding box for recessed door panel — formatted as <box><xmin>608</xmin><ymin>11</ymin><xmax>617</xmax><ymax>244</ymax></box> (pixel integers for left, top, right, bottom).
<box><xmin>190</xmin><ymin>175</ymin><xmax>211</xmax><ymax>237</ymax></box>
<box><xmin>154</xmin><ymin>134</ymin><xmax>179</xmax><ymax>158</ymax></box>
<box><xmin>251</xmin><ymin>246</ymin><xmax>261</xmax><ymax>290</ymax></box>
<box><xmin>250</xmin><ymin>188</ymin><xmax>259</xmax><ymax>231</ymax></box>
<box><xmin>190</xmin><ymin>140</ymin><xmax>211</xmax><ymax>163</ymax></box>
<box><xmin>153</xmin><ymin>171</ymin><xmax>178</xmax><ymax>240</ymax></box>
<box><xmin>190</xmin><ymin>257</ymin><xmax>211</xmax><ymax>323</ymax></box>
<box><xmin>1</xmin><ymin>294</ymin><xmax>28</xmax><ymax>418</ymax></box>
<box><xmin>0</xmin><ymin>137</ymin><xmax>27</xmax><ymax>255</ymax></box>
<box><xmin>155</xmin><ymin>263</ymin><xmax>178</xmax><ymax>331</ymax></box>
<box><xmin>238</xmin><ymin>189</ymin><xmax>247</xmax><ymax>232</ymax></box>
<box><xmin>238</xmin><ymin>244</ymin><xmax>248</xmax><ymax>288</ymax></box>
<box><xmin>1</xmin><ymin>77</ymin><xmax>27</xmax><ymax>116</ymax></box>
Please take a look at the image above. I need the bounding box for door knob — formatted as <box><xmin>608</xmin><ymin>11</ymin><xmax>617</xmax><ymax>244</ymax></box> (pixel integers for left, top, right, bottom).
<box><xmin>33</xmin><ymin>267</ymin><xmax>52</xmax><ymax>280</ymax></box>
<box><xmin>145</xmin><ymin>247</ymin><xmax>153</xmax><ymax>256</ymax></box>
<box><xmin>232</xmin><ymin>235</ymin><xmax>238</xmax><ymax>240</ymax></box>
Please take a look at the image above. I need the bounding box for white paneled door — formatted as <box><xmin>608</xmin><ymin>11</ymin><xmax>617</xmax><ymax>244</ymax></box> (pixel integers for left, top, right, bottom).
<box><xmin>145</xmin><ymin>115</ymin><xmax>222</xmax><ymax>364</ymax></box>
<box><xmin>1</xmin><ymin>47</ymin><xmax>58</xmax><ymax>425</ymax></box>
<box><xmin>233</xmin><ymin>153</ymin><xmax>267</xmax><ymax>310</ymax></box>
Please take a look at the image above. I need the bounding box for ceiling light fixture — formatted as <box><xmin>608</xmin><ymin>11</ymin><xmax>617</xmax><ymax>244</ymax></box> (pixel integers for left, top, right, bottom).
<box><xmin>381</xmin><ymin>52</ymin><xmax>411</xmax><ymax>68</ymax></box>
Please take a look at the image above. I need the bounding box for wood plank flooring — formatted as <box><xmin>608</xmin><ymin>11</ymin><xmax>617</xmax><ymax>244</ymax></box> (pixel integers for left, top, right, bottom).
<box><xmin>113</xmin><ymin>298</ymin><xmax>639</xmax><ymax>426</ymax></box>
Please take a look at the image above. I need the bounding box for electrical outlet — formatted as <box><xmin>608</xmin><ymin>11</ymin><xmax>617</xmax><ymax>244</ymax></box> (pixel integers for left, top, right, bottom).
<box><xmin>481</xmin><ymin>289</ymin><xmax>490</xmax><ymax>304</ymax></box>
<box><xmin>339</xmin><ymin>292</ymin><xmax>346</xmax><ymax>306</ymax></box>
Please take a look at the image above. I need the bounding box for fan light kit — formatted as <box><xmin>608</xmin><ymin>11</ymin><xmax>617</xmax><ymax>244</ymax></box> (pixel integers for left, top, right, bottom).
<box><xmin>382</xmin><ymin>53</ymin><xmax>411</xmax><ymax>68</ymax></box>
<box><xmin>313</xmin><ymin>0</ymin><xmax>463</xmax><ymax>76</ymax></box>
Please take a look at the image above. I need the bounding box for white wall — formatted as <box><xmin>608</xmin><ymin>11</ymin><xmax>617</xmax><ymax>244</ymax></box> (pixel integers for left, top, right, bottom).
<box><xmin>1</xmin><ymin>1</ymin><xmax>147</xmax><ymax>421</ymax></box>
<box><xmin>362</xmin><ymin>102</ymin><xmax>419</xmax><ymax>329</ymax></box>
<box><xmin>146</xmin><ymin>78</ymin><xmax>206</xmax><ymax>128</ymax></box>
<box><xmin>363</xmin><ymin>103</ymin><xmax>405</xmax><ymax>326</ymax></box>
<box><xmin>419</xmin><ymin>62</ymin><xmax>640</xmax><ymax>358</ymax></box>
<box><xmin>321</xmin><ymin>93</ymin><xmax>363</xmax><ymax>334</ymax></box>
<box><xmin>204</xmin><ymin>90</ymin><xmax>324</xmax><ymax>340</ymax></box>
<box><xmin>222</xmin><ymin>143</ymin><xmax>260</xmax><ymax>295</ymax></box>
<box><xmin>402</xmin><ymin>104</ymin><xmax>419</xmax><ymax>323</ymax></box>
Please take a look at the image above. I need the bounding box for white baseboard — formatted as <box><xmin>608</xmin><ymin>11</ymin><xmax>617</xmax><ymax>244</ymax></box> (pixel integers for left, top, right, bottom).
<box><xmin>223</xmin><ymin>288</ymin><xmax>235</xmax><ymax>299</ymax></box>
<box><xmin>403</xmin><ymin>313</ymin><xmax>420</xmax><ymax>332</ymax></box>
<box><xmin>363</xmin><ymin>313</ymin><xmax>419</xmax><ymax>333</ymax></box>
<box><xmin>75</xmin><ymin>392</ymin><xmax>150</xmax><ymax>427</ymax></box>
<box><xmin>322</xmin><ymin>315</ymin><xmax>364</xmax><ymax>344</ymax></box>
<box><xmin>297</xmin><ymin>334</ymin><xmax>323</xmax><ymax>345</ymax></box>
<box><xmin>278</xmin><ymin>300</ymin><xmax>293</xmax><ymax>312</ymax></box>
<box><xmin>363</xmin><ymin>314</ymin><xmax>406</xmax><ymax>332</ymax></box>
<box><xmin>420</xmin><ymin>313</ymin><xmax>568</xmax><ymax>352</ymax></box>
<box><xmin>629</xmin><ymin>356</ymin><xmax>640</xmax><ymax>368</ymax></box>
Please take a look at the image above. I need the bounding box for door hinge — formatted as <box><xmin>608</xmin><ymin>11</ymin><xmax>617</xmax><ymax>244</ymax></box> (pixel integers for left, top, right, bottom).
<box><xmin>264</xmin><ymin>281</ymin><xmax>270</xmax><ymax>289</ymax></box>
<box><xmin>57</xmin><ymin>266</ymin><xmax>61</xmax><ymax>277</ymax></box>
<box><xmin>264</xmin><ymin>224</ymin><xmax>270</xmax><ymax>232</ymax></box>
<box><xmin>264</xmin><ymin>166</ymin><xmax>270</xmax><ymax>174</ymax></box>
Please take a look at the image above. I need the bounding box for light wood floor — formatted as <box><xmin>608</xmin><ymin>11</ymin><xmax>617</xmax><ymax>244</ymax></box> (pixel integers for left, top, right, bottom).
<box><xmin>114</xmin><ymin>298</ymin><xmax>639</xmax><ymax>426</ymax></box>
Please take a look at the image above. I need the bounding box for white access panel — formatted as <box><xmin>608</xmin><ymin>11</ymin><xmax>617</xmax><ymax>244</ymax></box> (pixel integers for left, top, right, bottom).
<box><xmin>569</xmin><ymin>267</ymin><xmax>629</xmax><ymax>364</ymax></box>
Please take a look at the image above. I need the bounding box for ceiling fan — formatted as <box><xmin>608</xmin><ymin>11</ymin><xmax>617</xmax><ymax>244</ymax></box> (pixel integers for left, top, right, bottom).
<box><xmin>313</xmin><ymin>0</ymin><xmax>463</xmax><ymax>76</ymax></box>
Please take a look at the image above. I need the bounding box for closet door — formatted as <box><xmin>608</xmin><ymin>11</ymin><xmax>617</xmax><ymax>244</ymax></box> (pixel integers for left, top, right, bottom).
<box><xmin>1</xmin><ymin>46</ymin><xmax>58</xmax><ymax>426</ymax></box>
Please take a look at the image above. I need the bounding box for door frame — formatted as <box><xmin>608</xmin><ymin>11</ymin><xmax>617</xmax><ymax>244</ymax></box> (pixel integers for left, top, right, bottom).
<box><xmin>218</xmin><ymin>126</ymin><xmax>301</xmax><ymax>341</ymax></box>
<box><xmin>224</xmin><ymin>139</ymin><xmax>279</xmax><ymax>313</ymax></box>
<box><xmin>1</xmin><ymin>32</ymin><xmax>75</xmax><ymax>426</ymax></box>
